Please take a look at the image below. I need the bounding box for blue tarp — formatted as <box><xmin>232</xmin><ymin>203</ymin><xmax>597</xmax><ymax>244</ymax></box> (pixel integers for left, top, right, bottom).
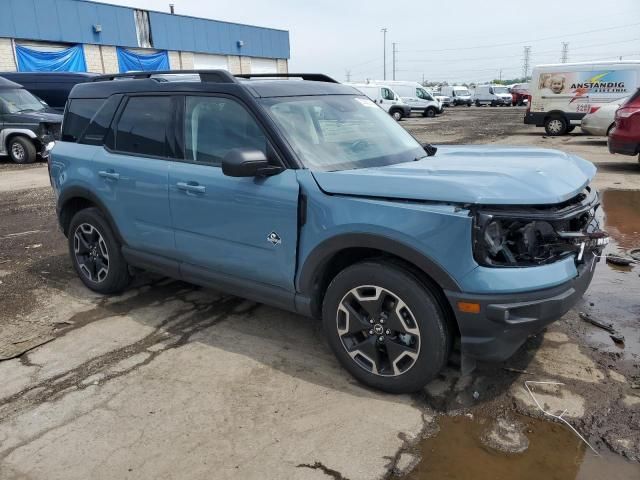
<box><xmin>16</xmin><ymin>44</ymin><xmax>87</xmax><ymax>72</ymax></box>
<box><xmin>117</xmin><ymin>48</ymin><xmax>169</xmax><ymax>73</ymax></box>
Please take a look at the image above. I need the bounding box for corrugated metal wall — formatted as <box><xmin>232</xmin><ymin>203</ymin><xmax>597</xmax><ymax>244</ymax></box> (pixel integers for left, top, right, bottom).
<box><xmin>0</xmin><ymin>0</ymin><xmax>290</xmax><ymax>59</ymax></box>
<box><xmin>149</xmin><ymin>12</ymin><xmax>290</xmax><ymax>59</ymax></box>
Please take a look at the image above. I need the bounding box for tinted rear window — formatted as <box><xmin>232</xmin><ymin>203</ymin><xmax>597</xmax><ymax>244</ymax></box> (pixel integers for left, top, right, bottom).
<box><xmin>62</xmin><ymin>99</ymin><xmax>105</xmax><ymax>142</ymax></box>
<box><xmin>79</xmin><ymin>95</ymin><xmax>121</xmax><ymax>146</ymax></box>
<box><xmin>114</xmin><ymin>96</ymin><xmax>173</xmax><ymax>157</ymax></box>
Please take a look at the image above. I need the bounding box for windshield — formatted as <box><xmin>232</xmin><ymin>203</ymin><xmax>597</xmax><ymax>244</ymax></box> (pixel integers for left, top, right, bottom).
<box><xmin>260</xmin><ymin>95</ymin><xmax>426</xmax><ymax>171</ymax></box>
<box><xmin>493</xmin><ymin>86</ymin><xmax>509</xmax><ymax>94</ymax></box>
<box><xmin>454</xmin><ymin>89</ymin><xmax>470</xmax><ymax>96</ymax></box>
<box><xmin>0</xmin><ymin>88</ymin><xmax>45</xmax><ymax>113</ymax></box>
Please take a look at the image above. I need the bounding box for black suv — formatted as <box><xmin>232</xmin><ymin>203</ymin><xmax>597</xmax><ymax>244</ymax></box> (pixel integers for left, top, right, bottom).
<box><xmin>0</xmin><ymin>77</ymin><xmax>62</xmax><ymax>163</ymax></box>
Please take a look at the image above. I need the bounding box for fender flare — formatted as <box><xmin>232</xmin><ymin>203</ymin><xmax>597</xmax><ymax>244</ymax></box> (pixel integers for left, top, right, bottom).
<box><xmin>0</xmin><ymin>128</ymin><xmax>38</xmax><ymax>155</ymax></box>
<box><xmin>57</xmin><ymin>186</ymin><xmax>124</xmax><ymax>243</ymax></box>
<box><xmin>296</xmin><ymin>233</ymin><xmax>462</xmax><ymax>296</ymax></box>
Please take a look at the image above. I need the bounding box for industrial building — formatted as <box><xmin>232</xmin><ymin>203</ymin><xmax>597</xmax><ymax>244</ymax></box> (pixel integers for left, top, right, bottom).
<box><xmin>0</xmin><ymin>0</ymin><xmax>290</xmax><ymax>74</ymax></box>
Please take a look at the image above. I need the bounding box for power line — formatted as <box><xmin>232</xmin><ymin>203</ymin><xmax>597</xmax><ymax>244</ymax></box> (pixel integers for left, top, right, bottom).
<box><xmin>400</xmin><ymin>22</ymin><xmax>640</xmax><ymax>53</ymax></box>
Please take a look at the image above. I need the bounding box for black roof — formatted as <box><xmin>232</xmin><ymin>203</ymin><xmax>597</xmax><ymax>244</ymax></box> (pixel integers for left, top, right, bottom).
<box><xmin>0</xmin><ymin>76</ymin><xmax>22</xmax><ymax>89</ymax></box>
<box><xmin>68</xmin><ymin>70</ymin><xmax>358</xmax><ymax>99</ymax></box>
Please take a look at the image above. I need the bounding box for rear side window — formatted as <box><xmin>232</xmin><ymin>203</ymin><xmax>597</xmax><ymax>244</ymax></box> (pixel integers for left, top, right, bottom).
<box><xmin>114</xmin><ymin>96</ymin><xmax>173</xmax><ymax>157</ymax></box>
<box><xmin>62</xmin><ymin>99</ymin><xmax>105</xmax><ymax>142</ymax></box>
<box><xmin>79</xmin><ymin>95</ymin><xmax>122</xmax><ymax>146</ymax></box>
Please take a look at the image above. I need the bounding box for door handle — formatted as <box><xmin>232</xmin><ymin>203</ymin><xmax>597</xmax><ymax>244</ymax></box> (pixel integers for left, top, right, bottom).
<box><xmin>176</xmin><ymin>181</ymin><xmax>206</xmax><ymax>194</ymax></box>
<box><xmin>98</xmin><ymin>170</ymin><xmax>120</xmax><ymax>181</ymax></box>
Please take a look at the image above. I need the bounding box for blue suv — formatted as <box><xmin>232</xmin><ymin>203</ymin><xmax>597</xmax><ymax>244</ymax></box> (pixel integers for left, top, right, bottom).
<box><xmin>50</xmin><ymin>71</ymin><xmax>608</xmax><ymax>393</ymax></box>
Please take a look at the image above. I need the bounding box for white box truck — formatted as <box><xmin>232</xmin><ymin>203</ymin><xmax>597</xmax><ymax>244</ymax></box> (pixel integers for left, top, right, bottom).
<box><xmin>369</xmin><ymin>80</ymin><xmax>442</xmax><ymax>117</ymax></box>
<box><xmin>525</xmin><ymin>61</ymin><xmax>640</xmax><ymax>135</ymax></box>
<box><xmin>345</xmin><ymin>83</ymin><xmax>412</xmax><ymax>120</ymax></box>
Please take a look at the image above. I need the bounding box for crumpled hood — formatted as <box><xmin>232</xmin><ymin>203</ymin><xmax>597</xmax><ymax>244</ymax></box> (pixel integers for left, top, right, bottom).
<box><xmin>311</xmin><ymin>145</ymin><xmax>597</xmax><ymax>205</ymax></box>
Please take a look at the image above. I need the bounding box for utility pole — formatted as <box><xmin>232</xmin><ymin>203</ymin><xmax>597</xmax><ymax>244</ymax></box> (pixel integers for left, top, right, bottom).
<box><xmin>392</xmin><ymin>42</ymin><xmax>397</xmax><ymax>80</ymax></box>
<box><xmin>561</xmin><ymin>42</ymin><xmax>569</xmax><ymax>63</ymax></box>
<box><xmin>522</xmin><ymin>46</ymin><xmax>531</xmax><ymax>80</ymax></box>
<box><xmin>499</xmin><ymin>69</ymin><xmax>502</xmax><ymax>81</ymax></box>
<box><xmin>345</xmin><ymin>70</ymin><xmax>351</xmax><ymax>82</ymax></box>
<box><xmin>422</xmin><ymin>73</ymin><xmax>425</xmax><ymax>85</ymax></box>
<box><xmin>381</xmin><ymin>28</ymin><xmax>388</xmax><ymax>80</ymax></box>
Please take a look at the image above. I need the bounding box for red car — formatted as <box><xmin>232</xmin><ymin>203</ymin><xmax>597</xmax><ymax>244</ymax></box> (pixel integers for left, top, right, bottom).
<box><xmin>608</xmin><ymin>88</ymin><xmax>640</xmax><ymax>160</ymax></box>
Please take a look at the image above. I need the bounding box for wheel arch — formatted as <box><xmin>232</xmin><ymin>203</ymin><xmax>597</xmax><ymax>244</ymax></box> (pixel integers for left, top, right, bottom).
<box><xmin>296</xmin><ymin>233</ymin><xmax>461</xmax><ymax>320</ymax></box>
<box><xmin>58</xmin><ymin>187</ymin><xmax>124</xmax><ymax>244</ymax></box>
<box><xmin>1</xmin><ymin>129</ymin><xmax>38</xmax><ymax>155</ymax></box>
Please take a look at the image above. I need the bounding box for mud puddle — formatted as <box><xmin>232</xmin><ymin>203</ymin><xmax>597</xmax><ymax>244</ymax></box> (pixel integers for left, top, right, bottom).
<box><xmin>402</xmin><ymin>415</ymin><xmax>640</xmax><ymax>480</ymax></box>
<box><xmin>579</xmin><ymin>189</ymin><xmax>640</xmax><ymax>364</ymax></box>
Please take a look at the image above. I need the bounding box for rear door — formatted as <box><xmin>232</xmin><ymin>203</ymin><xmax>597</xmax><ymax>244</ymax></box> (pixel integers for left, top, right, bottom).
<box><xmin>89</xmin><ymin>95</ymin><xmax>176</xmax><ymax>258</ymax></box>
<box><xmin>168</xmin><ymin>94</ymin><xmax>300</xmax><ymax>291</ymax></box>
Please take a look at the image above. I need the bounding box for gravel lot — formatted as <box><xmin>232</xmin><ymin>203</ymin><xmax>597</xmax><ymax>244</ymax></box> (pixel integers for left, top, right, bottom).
<box><xmin>0</xmin><ymin>107</ymin><xmax>639</xmax><ymax>480</ymax></box>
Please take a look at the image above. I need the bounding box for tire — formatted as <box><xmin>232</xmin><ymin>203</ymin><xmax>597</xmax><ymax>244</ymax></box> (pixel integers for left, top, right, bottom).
<box><xmin>8</xmin><ymin>136</ymin><xmax>36</xmax><ymax>164</ymax></box>
<box><xmin>606</xmin><ymin>123</ymin><xmax>615</xmax><ymax>137</ymax></box>
<box><xmin>68</xmin><ymin>207</ymin><xmax>131</xmax><ymax>294</ymax></box>
<box><xmin>475</xmin><ymin>100</ymin><xmax>481</xmax><ymax>107</ymax></box>
<box><xmin>490</xmin><ymin>101</ymin><xmax>497</xmax><ymax>107</ymax></box>
<box><xmin>322</xmin><ymin>260</ymin><xmax>450</xmax><ymax>393</ymax></box>
<box><xmin>391</xmin><ymin>109</ymin><xmax>403</xmax><ymax>121</ymax></box>
<box><xmin>424</xmin><ymin>107</ymin><xmax>436</xmax><ymax>118</ymax></box>
<box><xmin>467</xmin><ymin>102</ymin><xmax>472</xmax><ymax>107</ymax></box>
<box><xmin>544</xmin><ymin>115</ymin><xmax>568</xmax><ymax>136</ymax></box>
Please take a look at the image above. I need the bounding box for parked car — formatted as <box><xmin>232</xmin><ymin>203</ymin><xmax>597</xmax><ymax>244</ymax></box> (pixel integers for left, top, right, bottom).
<box><xmin>473</xmin><ymin>84</ymin><xmax>512</xmax><ymax>106</ymax></box>
<box><xmin>509</xmin><ymin>83</ymin><xmax>529</xmax><ymax>106</ymax></box>
<box><xmin>50</xmin><ymin>71</ymin><xmax>608</xmax><ymax>393</ymax></box>
<box><xmin>525</xmin><ymin>61</ymin><xmax>640</xmax><ymax>136</ymax></box>
<box><xmin>440</xmin><ymin>86</ymin><xmax>472</xmax><ymax>106</ymax></box>
<box><xmin>581</xmin><ymin>97</ymin><xmax>627</xmax><ymax>136</ymax></box>
<box><xmin>608</xmin><ymin>88</ymin><xmax>640</xmax><ymax>160</ymax></box>
<box><xmin>0</xmin><ymin>72</ymin><xmax>97</xmax><ymax>112</ymax></box>
<box><xmin>431</xmin><ymin>91</ymin><xmax>451</xmax><ymax>107</ymax></box>
<box><xmin>369</xmin><ymin>80</ymin><xmax>442</xmax><ymax>117</ymax></box>
<box><xmin>345</xmin><ymin>82</ymin><xmax>411</xmax><ymax>120</ymax></box>
<box><xmin>0</xmin><ymin>76</ymin><xmax>62</xmax><ymax>163</ymax></box>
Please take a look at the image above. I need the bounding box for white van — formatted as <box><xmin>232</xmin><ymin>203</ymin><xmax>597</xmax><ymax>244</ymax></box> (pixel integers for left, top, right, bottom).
<box><xmin>525</xmin><ymin>61</ymin><xmax>640</xmax><ymax>135</ymax></box>
<box><xmin>369</xmin><ymin>80</ymin><xmax>442</xmax><ymax>117</ymax></box>
<box><xmin>345</xmin><ymin>83</ymin><xmax>412</xmax><ymax>120</ymax></box>
<box><xmin>440</xmin><ymin>85</ymin><xmax>472</xmax><ymax>106</ymax></box>
<box><xmin>473</xmin><ymin>84</ymin><xmax>512</xmax><ymax>107</ymax></box>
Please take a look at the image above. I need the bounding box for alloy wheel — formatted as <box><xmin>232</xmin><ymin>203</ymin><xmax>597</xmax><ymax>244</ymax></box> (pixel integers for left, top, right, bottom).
<box><xmin>336</xmin><ymin>285</ymin><xmax>421</xmax><ymax>377</ymax></box>
<box><xmin>11</xmin><ymin>142</ymin><xmax>25</xmax><ymax>162</ymax></box>
<box><xmin>73</xmin><ymin>223</ymin><xmax>110</xmax><ymax>283</ymax></box>
<box><xmin>548</xmin><ymin>119</ymin><xmax>563</xmax><ymax>134</ymax></box>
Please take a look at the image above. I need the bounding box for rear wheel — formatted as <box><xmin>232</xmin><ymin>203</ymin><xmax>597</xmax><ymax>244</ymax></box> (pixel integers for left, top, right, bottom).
<box><xmin>475</xmin><ymin>100</ymin><xmax>481</xmax><ymax>107</ymax></box>
<box><xmin>68</xmin><ymin>208</ymin><xmax>131</xmax><ymax>294</ymax></box>
<box><xmin>8</xmin><ymin>137</ymin><xmax>36</xmax><ymax>164</ymax></box>
<box><xmin>424</xmin><ymin>107</ymin><xmax>436</xmax><ymax>118</ymax></box>
<box><xmin>322</xmin><ymin>261</ymin><xmax>450</xmax><ymax>393</ymax></box>
<box><xmin>544</xmin><ymin>115</ymin><xmax>568</xmax><ymax>136</ymax></box>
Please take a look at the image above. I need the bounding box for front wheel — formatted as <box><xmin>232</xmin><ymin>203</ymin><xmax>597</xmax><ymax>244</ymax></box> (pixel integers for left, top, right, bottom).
<box><xmin>8</xmin><ymin>137</ymin><xmax>36</xmax><ymax>164</ymax></box>
<box><xmin>322</xmin><ymin>261</ymin><xmax>450</xmax><ymax>393</ymax></box>
<box><xmin>424</xmin><ymin>107</ymin><xmax>436</xmax><ymax>118</ymax></box>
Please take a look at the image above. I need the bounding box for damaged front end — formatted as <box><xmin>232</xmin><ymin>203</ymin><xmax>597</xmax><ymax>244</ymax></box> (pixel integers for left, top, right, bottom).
<box><xmin>472</xmin><ymin>187</ymin><xmax>609</xmax><ymax>267</ymax></box>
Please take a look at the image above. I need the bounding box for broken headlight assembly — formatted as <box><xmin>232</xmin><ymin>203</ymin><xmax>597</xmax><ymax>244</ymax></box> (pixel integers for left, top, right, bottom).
<box><xmin>473</xmin><ymin>191</ymin><xmax>609</xmax><ymax>267</ymax></box>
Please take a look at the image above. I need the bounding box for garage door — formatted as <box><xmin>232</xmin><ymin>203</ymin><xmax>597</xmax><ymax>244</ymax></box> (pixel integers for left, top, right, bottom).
<box><xmin>193</xmin><ymin>53</ymin><xmax>228</xmax><ymax>70</ymax></box>
<box><xmin>251</xmin><ymin>58</ymin><xmax>277</xmax><ymax>74</ymax></box>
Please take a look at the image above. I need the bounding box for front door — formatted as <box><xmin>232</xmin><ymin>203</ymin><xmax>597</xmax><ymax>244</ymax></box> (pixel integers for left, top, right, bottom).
<box><xmin>169</xmin><ymin>95</ymin><xmax>299</xmax><ymax>291</ymax></box>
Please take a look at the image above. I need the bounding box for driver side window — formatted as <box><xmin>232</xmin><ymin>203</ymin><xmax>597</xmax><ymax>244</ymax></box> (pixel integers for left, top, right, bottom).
<box><xmin>381</xmin><ymin>88</ymin><xmax>395</xmax><ymax>101</ymax></box>
<box><xmin>184</xmin><ymin>96</ymin><xmax>267</xmax><ymax>166</ymax></box>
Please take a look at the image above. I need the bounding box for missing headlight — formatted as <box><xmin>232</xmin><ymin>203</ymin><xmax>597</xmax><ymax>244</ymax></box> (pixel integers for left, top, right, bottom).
<box><xmin>473</xmin><ymin>205</ymin><xmax>606</xmax><ymax>267</ymax></box>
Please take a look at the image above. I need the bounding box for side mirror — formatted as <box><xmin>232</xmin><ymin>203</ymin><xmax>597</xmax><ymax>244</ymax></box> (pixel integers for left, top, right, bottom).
<box><xmin>423</xmin><ymin>143</ymin><xmax>437</xmax><ymax>157</ymax></box>
<box><xmin>222</xmin><ymin>148</ymin><xmax>282</xmax><ymax>177</ymax></box>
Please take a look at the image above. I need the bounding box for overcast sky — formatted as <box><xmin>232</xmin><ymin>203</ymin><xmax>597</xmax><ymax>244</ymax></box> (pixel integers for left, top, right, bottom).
<box><xmin>95</xmin><ymin>0</ymin><xmax>640</xmax><ymax>83</ymax></box>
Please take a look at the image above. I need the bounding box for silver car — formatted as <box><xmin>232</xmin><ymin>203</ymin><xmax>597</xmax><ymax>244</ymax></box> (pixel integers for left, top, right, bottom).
<box><xmin>581</xmin><ymin>98</ymin><xmax>627</xmax><ymax>136</ymax></box>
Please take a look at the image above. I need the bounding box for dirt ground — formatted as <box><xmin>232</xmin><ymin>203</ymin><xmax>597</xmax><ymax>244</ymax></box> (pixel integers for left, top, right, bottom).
<box><xmin>0</xmin><ymin>107</ymin><xmax>639</xmax><ymax>480</ymax></box>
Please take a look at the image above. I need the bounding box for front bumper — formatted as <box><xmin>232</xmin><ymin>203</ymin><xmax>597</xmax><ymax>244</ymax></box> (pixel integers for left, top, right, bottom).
<box><xmin>444</xmin><ymin>251</ymin><xmax>599</xmax><ymax>362</ymax></box>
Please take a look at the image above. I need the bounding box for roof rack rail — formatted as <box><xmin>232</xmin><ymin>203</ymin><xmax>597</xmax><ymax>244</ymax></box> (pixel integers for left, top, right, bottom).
<box><xmin>90</xmin><ymin>69</ymin><xmax>238</xmax><ymax>84</ymax></box>
<box><xmin>235</xmin><ymin>73</ymin><xmax>338</xmax><ymax>83</ymax></box>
